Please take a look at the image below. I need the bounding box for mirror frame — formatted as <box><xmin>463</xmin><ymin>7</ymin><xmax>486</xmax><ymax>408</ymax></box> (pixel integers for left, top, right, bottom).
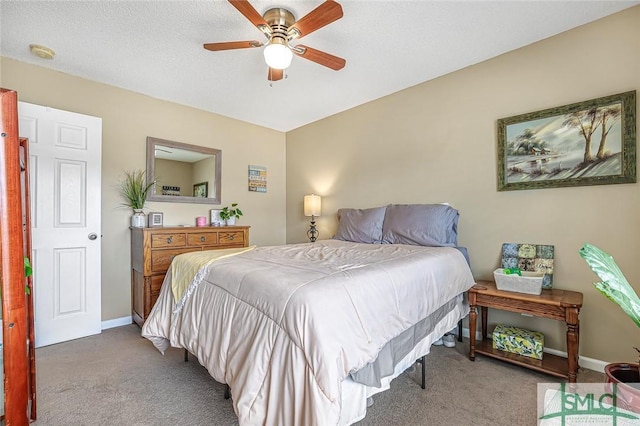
<box><xmin>146</xmin><ymin>136</ymin><xmax>222</xmax><ymax>205</ymax></box>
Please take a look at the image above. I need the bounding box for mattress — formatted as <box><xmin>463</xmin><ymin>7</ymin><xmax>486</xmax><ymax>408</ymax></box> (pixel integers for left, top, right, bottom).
<box><xmin>142</xmin><ymin>239</ymin><xmax>475</xmax><ymax>425</ymax></box>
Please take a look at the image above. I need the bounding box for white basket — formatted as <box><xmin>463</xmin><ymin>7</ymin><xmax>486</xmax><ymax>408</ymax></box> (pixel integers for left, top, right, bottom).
<box><xmin>493</xmin><ymin>268</ymin><xmax>544</xmax><ymax>295</ymax></box>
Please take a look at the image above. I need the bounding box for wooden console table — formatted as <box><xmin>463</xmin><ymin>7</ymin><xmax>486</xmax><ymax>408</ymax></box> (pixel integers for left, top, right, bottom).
<box><xmin>469</xmin><ymin>280</ymin><xmax>583</xmax><ymax>382</ymax></box>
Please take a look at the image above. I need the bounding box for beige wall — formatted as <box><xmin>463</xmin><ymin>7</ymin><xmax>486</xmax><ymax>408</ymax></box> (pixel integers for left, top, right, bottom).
<box><xmin>193</xmin><ymin>156</ymin><xmax>217</xmax><ymax>198</ymax></box>
<box><xmin>0</xmin><ymin>57</ymin><xmax>287</xmax><ymax>320</ymax></box>
<box><xmin>155</xmin><ymin>158</ymin><xmax>192</xmax><ymax>197</ymax></box>
<box><xmin>286</xmin><ymin>6</ymin><xmax>640</xmax><ymax>363</ymax></box>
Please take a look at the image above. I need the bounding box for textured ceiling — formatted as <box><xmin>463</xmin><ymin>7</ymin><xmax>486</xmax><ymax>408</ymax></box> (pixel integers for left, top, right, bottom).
<box><xmin>1</xmin><ymin>1</ymin><xmax>638</xmax><ymax>132</ymax></box>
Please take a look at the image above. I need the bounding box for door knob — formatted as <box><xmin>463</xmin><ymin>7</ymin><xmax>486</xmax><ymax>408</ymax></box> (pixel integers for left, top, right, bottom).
<box><xmin>88</xmin><ymin>233</ymin><xmax>98</xmax><ymax>240</ymax></box>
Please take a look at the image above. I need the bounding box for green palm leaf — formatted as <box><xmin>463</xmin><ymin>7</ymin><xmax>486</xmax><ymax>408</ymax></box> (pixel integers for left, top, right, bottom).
<box><xmin>579</xmin><ymin>243</ymin><xmax>640</xmax><ymax>328</ymax></box>
<box><xmin>119</xmin><ymin>169</ymin><xmax>154</xmax><ymax>210</ymax></box>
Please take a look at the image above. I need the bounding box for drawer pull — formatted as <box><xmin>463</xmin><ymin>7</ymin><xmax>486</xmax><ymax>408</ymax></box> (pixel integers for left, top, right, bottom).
<box><xmin>167</xmin><ymin>236</ymin><xmax>173</xmax><ymax>244</ymax></box>
<box><xmin>229</xmin><ymin>234</ymin><xmax>235</xmax><ymax>241</ymax></box>
<box><xmin>201</xmin><ymin>236</ymin><xmax>206</xmax><ymax>242</ymax></box>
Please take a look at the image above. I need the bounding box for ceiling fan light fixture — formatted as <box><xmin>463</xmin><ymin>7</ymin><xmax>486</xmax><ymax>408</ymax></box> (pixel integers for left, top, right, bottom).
<box><xmin>204</xmin><ymin>1</ymin><xmax>346</xmax><ymax>80</ymax></box>
<box><xmin>263</xmin><ymin>37</ymin><xmax>293</xmax><ymax>70</ymax></box>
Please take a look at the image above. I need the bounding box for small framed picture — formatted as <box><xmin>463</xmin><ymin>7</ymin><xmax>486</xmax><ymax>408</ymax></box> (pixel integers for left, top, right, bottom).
<box><xmin>193</xmin><ymin>182</ymin><xmax>208</xmax><ymax>198</ymax></box>
<box><xmin>148</xmin><ymin>212</ymin><xmax>163</xmax><ymax>228</ymax></box>
<box><xmin>210</xmin><ymin>209</ymin><xmax>223</xmax><ymax>227</ymax></box>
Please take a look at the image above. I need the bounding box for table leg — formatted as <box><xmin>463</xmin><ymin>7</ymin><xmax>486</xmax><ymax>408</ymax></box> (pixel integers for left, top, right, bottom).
<box><xmin>481</xmin><ymin>306</ymin><xmax>488</xmax><ymax>339</ymax></box>
<box><xmin>566</xmin><ymin>307</ymin><xmax>580</xmax><ymax>383</ymax></box>
<box><xmin>469</xmin><ymin>304</ymin><xmax>477</xmax><ymax>361</ymax></box>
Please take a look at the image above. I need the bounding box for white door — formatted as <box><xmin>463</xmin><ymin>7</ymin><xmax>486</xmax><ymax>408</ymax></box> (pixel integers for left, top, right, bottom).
<box><xmin>18</xmin><ymin>102</ymin><xmax>102</xmax><ymax>348</ymax></box>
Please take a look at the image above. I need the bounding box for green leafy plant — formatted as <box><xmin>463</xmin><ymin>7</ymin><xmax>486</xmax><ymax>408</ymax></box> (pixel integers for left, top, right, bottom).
<box><xmin>219</xmin><ymin>203</ymin><xmax>243</xmax><ymax>221</ymax></box>
<box><xmin>119</xmin><ymin>169</ymin><xmax>154</xmax><ymax>210</ymax></box>
<box><xmin>579</xmin><ymin>243</ymin><xmax>640</xmax><ymax>363</ymax></box>
<box><xmin>1</xmin><ymin>256</ymin><xmax>32</xmax><ymax>300</ymax></box>
<box><xmin>24</xmin><ymin>256</ymin><xmax>32</xmax><ymax>295</ymax></box>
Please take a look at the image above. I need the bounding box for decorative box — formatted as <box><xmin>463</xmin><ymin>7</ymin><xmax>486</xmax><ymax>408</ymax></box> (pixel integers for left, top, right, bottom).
<box><xmin>501</xmin><ymin>243</ymin><xmax>554</xmax><ymax>289</ymax></box>
<box><xmin>492</xmin><ymin>324</ymin><xmax>544</xmax><ymax>360</ymax></box>
<box><xmin>493</xmin><ymin>268</ymin><xmax>544</xmax><ymax>295</ymax></box>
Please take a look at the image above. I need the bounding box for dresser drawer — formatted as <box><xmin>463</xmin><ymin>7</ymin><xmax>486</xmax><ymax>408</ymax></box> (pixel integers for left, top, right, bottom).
<box><xmin>148</xmin><ymin>275</ymin><xmax>165</xmax><ymax>315</ymax></box>
<box><xmin>187</xmin><ymin>232</ymin><xmax>219</xmax><ymax>246</ymax></box>
<box><xmin>219</xmin><ymin>231</ymin><xmax>245</xmax><ymax>245</ymax></box>
<box><xmin>151</xmin><ymin>247</ymin><xmax>200</xmax><ymax>273</ymax></box>
<box><xmin>152</xmin><ymin>233</ymin><xmax>186</xmax><ymax>248</ymax></box>
<box><xmin>150</xmin><ymin>274</ymin><xmax>165</xmax><ymax>294</ymax></box>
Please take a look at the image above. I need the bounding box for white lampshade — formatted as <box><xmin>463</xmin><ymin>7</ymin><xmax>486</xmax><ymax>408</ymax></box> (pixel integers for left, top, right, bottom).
<box><xmin>304</xmin><ymin>194</ymin><xmax>321</xmax><ymax>217</ymax></box>
<box><xmin>263</xmin><ymin>38</ymin><xmax>293</xmax><ymax>70</ymax></box>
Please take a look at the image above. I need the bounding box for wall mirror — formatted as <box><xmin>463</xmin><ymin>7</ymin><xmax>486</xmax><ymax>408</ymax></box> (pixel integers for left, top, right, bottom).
<box><xmin>146</xmin><ymin>136</ymin><xmax>222</xmax><ymax>204</ymax></box>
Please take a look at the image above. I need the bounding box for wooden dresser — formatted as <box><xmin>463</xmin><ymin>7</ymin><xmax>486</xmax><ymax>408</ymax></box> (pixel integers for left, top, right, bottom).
<box><xmin>130</xmin><ymin>225</ymin><xmax>250</xmax><ymax>327</ymax></box>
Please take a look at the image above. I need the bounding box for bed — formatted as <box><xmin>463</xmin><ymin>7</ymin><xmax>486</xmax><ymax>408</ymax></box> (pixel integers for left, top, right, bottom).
<box><xmin>142</xmin><ymin>204</ymin><xmax>476</xmax><ymax>425</ymax></box>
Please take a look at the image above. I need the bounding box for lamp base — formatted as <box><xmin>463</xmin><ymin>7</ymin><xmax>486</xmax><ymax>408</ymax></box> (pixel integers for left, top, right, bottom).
<box><xmin>307</xmin><ymin>219</ymin><xmax>318</xmax><ymax>242</ymax></box>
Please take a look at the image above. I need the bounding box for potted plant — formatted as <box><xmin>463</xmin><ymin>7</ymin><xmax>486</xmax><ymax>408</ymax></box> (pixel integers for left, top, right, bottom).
<box><xmin>579</xmin><ymin>243</ymin><xmax>640</xmax><ymax>412</ymax></box>
<box><xmin>119</xmin><ymin>169</ymin><xmax>155</xmax><ymax>227</ymax></box>
<box><xmin>219</xmin><ymin>203</ymin><xmax>243</xmax><ymax>226</ymax></box>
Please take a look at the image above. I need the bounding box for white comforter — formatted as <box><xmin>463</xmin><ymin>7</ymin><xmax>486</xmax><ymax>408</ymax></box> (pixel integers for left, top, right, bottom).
<box><xmin>142</xmin><ymin>240</ymin><xmax>475</xmax><ymax>425</ymax></box>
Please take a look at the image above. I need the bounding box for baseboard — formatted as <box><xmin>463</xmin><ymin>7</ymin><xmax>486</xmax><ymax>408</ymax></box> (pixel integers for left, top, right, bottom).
<box><xmin>101</xmin><ymin>316</ymin><xmax>132</xmax><ymax>330</ymax></box>
<box><xmin>459</xmin><ymin>326</ymin><xmax>607</xmax><ymax>374</ymax></box>
<box><xmin>543</xmin><ymin>347</ymin><xmax>608</xmax><ymax>373</ymax></box>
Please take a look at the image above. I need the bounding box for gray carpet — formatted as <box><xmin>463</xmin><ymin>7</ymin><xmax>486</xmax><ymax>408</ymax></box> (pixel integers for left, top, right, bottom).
<box><xmin>35</xmin><ymin>324</ymin><xmax>603</xmax><ymax>425</ymax></box>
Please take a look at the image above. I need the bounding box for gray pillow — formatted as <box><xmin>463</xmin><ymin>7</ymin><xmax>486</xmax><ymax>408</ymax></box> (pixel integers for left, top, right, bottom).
<box><xmin>381</xmin><ymin>204</ymin><xmax>459</xmax><ymax>247</ymax></box>
<box><xmin>333</xmin><ymin>206</ymin><xmax>387</xmax><ymax>244</ymax></box>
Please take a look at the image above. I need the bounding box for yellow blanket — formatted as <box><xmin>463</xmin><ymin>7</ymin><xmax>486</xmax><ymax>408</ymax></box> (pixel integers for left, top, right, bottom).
<box><xmin>171</xmin><ymin>246</ymin><xmax>256</xmax><ymax>302</ymax></box>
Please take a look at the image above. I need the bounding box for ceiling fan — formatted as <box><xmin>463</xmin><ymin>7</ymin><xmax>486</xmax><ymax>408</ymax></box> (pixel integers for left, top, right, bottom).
<box><xmin>203</xmin><ymin>0</ymin><xmax>346</xmax><ymax>82</ymax></box>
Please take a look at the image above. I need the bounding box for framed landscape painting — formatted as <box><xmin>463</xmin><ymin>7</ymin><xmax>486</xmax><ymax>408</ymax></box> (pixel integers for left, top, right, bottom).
<box><xmin>497</xmin><ymin>91</ymin><xmax>636</xmax><ymax>191</ymax></box>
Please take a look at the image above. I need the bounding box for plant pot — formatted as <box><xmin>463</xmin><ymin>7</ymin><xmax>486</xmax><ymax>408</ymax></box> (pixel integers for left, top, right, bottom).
<box><xmin>605</xmin><ymin>363</ymin><xmax>640</xmax><ymax>413</ymax></box>
<box><xmin>131</xmin><ymin>209</ymin><xmax>146</xmax><ymax>228</ymax></box>
<box><xmin>225</xmin><ymin>217</ymin><xmax>236</xmax><ymax>226</ymax></box>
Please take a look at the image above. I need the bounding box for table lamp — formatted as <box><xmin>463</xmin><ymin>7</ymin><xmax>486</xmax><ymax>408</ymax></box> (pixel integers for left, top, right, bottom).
<box><xmin>304</xmin><ymin>194</ymin><xmax>321</xmax><ymax>242</ymax></box>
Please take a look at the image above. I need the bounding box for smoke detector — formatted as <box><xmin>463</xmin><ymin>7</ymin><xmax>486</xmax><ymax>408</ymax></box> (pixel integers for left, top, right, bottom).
<box><xmin>29</xmin><ymin>44</ymin><xmax>55</xmax><ymax>60</ymax></box>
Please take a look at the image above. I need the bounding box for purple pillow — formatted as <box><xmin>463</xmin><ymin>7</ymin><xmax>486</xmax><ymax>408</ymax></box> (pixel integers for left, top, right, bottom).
<box><xmin>333</xmin><ymin>206</ymin><xmax>387</xmax><ymax>244</ymax></box>
<box><xmin>381</xmin><ymin>204</ymin><xmax>459</xmax><ymax>247</ymax></box>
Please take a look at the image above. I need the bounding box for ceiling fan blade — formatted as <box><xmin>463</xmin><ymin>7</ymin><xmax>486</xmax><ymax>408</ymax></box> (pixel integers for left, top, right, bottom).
<box><xmin>268</xmin><ymin>68</ymin><xmax>284</xmax><ymax>81</ymax></box>
<box><xmin>288</xmin><ymin>1</ymin><xmax>343</xmax><ymax>40</ymax></box>
<box><xmin>203</xmin><ymin>41</ymin><xmax>263</xmax><ymax>51</ymax></box>
<box><xmin>228</xmin><ymin>0</ymin><xmax>271</xmax><ymax>36</ymax></box>
<box><xmin>293</xmin><ymin>45</ymin><xmax>345</xmax><ymax>70</ymax></box>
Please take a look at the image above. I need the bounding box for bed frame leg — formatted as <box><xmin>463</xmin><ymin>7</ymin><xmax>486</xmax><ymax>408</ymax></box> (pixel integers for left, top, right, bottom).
<box><xmin>415</xmin><ymin>355</ymin><xmax>426</xmax><ymax>389</ymax></box>
<box><xmin>183</xmin><ymin>347</ymin><xmax>231</xmax><ymax>400</ymax></box>
<box><xmin>416</xmin><ymin>318</ymin><xmax>463</xmax><ymax>390</ymax></box>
